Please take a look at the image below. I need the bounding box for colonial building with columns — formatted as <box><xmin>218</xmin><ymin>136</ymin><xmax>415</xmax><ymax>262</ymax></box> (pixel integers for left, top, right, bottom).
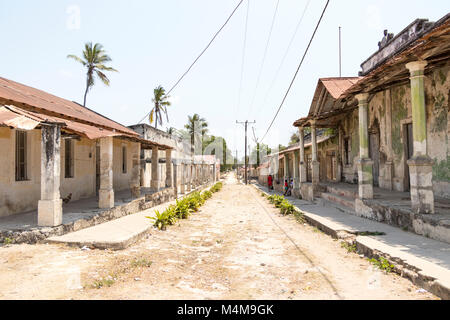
<box><xmin>128</xmin><ymin>124</ymin><xmax>219</xmax><ymax>197</ymax></box>
<box><xmin>0</xmin><ymin>76</ymin><xmax>173</xmax><ymax>229</ymax></box>
<box><xmin>286</xmin><ymin>14</ymin><xmax>450</xmax><ymax>243</ymax></box>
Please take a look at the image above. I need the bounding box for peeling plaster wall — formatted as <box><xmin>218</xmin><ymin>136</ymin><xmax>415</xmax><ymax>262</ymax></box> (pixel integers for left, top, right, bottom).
<box><xmin>426</xmin><ymin>65</ymin><xmax>450</xmax><ymax>198</ymax></box>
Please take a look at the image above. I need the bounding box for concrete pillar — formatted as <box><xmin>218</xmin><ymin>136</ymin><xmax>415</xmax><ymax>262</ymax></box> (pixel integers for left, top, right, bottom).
<box><xmin>130</xmin><ymin>142</ymin><xmax>141</xmax><ymax>198</ymax></box>
<box><xmin>151</xmin><ymin>146</ymin><xmax>160</xmax><ymax>191</ymax></box>
<box><xmin>173</xmin><ymin>162</ymin><xmax>179</xmax><ymax>196</ymax></box>
<box><xmin>38</xmin><ymin>124</ymin><xmax>63</xmax><ymax>226</ymax></box>
<box><xmin>384</xmin><ymin>89</ymin><xmax>394</xmax><ymax>190</ymax></box>
<box><xmin>311</xmin><ymin>121</ymin><xmax>320</xmax><ymax>185</ymax></box>
<box><xmin>186</xmin><ymin>163</ymin><xmax>192</xmax><ymax>192</ymax></box>
<box><xmin>142</xmin><ymin>150</ymin><xmax>151</xmax><ymax>188</ymax></box>
<box><xmin>99</xmin><ymin>136</ymin><xmax>114</xmax><ymax>208</ymax></box>
<box><xmin>298</xmin><ymin>127</ymin><xmax>307</xmax><ymax>183</ymax></box>
<box><xmin>283</xmin><ymin>153</ymin><xmax>289</xmax><ymax>184</ymax></box>
<box><xmin>213</xmin><ymin>163</ymin><xmax>217</xmax><ymax>183</ymax></box>
<box><xmin>180</xmin><ymin>163</ymin><xmax>186</xmax><ymax>194</ymax></box>
<box><xmin>165</xmin><ymin>149</ymin><xmax>172</xmax><ymax>188</ymax></box>
<box><xmin>336</xmin><ymin>127</ymin><xmax>343</xmax><ymax>182</ymax></box>
<box><xmin>356</xmin><ymin>93</ymin><xmax>374</xmax><ymax>199</ymax></box>
<box><xmin>293</xmin><ymin>151</ymin><xmax>300</xmax><ymax>191</ymax></box>
<box><xmin>406</xmin><ymin>61</ymin><xmax>434</xmax><ymax>214</ymax></box>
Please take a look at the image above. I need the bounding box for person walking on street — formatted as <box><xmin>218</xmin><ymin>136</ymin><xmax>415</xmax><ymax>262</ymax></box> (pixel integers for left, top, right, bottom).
<box><xmin>268</xmin><ymin>175</ymin><xmax>273</xmax><ymax>192</ymax></box>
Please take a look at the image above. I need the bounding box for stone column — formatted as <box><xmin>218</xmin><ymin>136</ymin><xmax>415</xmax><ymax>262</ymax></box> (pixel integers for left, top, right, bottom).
<box><xmin>293</xmin><ymin>151</ymin><xmax>300</xmax><ymax>192</ymax></box>
<box><xmin>151</xmin><ymin>146</ymin><xmax>160</xmax><ymax>191</ymax></box>
<box><xmin>406</xmin><ymin>61</ymin><xmax>434</xmax><ymax>214</ymax></box>
<box><xmin>336</xmin><ymin>127</ymin><xmax>343</xmax><ymax>182</ymax></box>
<box><xmin>180</xmin><ymin>163</ymin><xmax>186</xmax><ymax>194</ymax></box>
<box><xmin>356</xmin><ymin>93</ymin><xmax>374</xmax><ymax>199</ymax></box>
<box><xmin>165</xmin><ymin>149</ymin><xmax>172</xmax><ymax>188</ymax></box>
<box><xmin>283</xmin><ymin>153</ymin><xmax>289</xmax><ymax>184</ymax></box>
<box><xmin>311</xmin><ymin>121</ymin><xmax>320</xmax><ymax>185</ymax></box>
<box><xmin>99</xmin><ymin>136</ymin><xmax>114</xmax><ymax>208</ymax></box>
<box><xmin>298</xmin><ymin>127</ymin><xmax>307</xmax><ymax>184</ymax></box>
<box><xmin>130</xmin><ymin>142</ymin><xmax>141</xmax><ymax>198</ymax></box>
<box><xmin>38</xmin><ymin>124</ymin><xmax>63</xmax><ymax>226</ymax></box>
<box><xmin>186</xmin><ymin>163</ymin><xmax>192</xmax><ymax>192</ymax></box>
<box><xmin>384</xmin><ymin>89</ymin><xmax>394</xmax><ymax>190</ymax></box>
<box><xmin>213</xmin><ymin>163</ymin><xmax>217</xmax><ymax>183</ymax></box>
<box><xmin>173</xmin><ymin>162</ymin><xmax>179</xmax><ymax>196</ymax></box>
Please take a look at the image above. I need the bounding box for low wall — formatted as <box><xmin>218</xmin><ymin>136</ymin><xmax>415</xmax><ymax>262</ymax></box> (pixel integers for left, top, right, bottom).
<box><xmin>355</xmin><ymin>198</ymin><xmax>450</xmax><ymax>244</ymax></box>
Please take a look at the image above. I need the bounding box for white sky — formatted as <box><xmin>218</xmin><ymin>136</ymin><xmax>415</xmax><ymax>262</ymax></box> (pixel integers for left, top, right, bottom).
<box><xmin>1</xmin><ymin>0</ymin><xmax>449</xmax><ymax>159</ymax></box>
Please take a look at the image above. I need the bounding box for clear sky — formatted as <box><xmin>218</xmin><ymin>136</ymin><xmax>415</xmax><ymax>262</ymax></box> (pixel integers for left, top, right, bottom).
<box><xmin>1</xmin><ymin>0</ymin><xmax>449</xmax><ymax>159</ymax></box>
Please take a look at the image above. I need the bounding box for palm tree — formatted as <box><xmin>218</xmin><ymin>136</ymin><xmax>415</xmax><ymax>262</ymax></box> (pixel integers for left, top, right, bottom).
<box><xmin>150</xmin><ymin>86</ymin><xmax>171</xmax><ymax>130</ymax></box>
<box><xmin>185</xmin><ymin>114</ymin><xmax>208</xmax><ymax>154</ymax></box>
<box><xmin>67</xmin><ymin>42</ymin><xmax>118</xmax><ymax>107</ymax></box>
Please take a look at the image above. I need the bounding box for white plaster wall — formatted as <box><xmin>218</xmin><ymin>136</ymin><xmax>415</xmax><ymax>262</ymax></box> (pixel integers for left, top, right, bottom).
<box><xmin>0</xmin><ymin>128</ymin><xmax>41</xmax><ymax>217</ymax></box>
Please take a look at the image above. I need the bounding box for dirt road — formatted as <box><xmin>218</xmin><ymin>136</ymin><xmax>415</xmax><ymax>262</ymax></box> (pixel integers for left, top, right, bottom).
<box><xmin>0</xmin><ymin>174</ymin><xmax>437</xmax><ymax>299</ymax></box>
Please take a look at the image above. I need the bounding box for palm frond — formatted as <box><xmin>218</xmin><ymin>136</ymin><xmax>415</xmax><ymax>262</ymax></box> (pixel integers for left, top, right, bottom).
<box><xmin>67</xmin><ymin>54</ymin><xmax>87</xmax><ymax>66</ymax></box>
<box><xmin>95</xmin><ymin>70</ymin><xmax>110</xmax><ymax>86</ymax></box>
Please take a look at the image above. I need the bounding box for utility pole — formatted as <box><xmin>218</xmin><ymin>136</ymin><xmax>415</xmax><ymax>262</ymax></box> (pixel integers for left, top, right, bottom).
<box><xmin>339</xmin><ymin>26</ymin><xmax>342</xmax><ymax>77</ymax></box>
<box><xmin>236</xmin><ymin>120</ymin><xmax>255</xmax><ymax>185</ymax></box>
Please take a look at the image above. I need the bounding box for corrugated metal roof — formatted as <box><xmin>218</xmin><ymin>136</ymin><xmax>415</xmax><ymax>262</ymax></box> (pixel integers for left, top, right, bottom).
<box><xmin>320</xmin><ymin>77</ymin><xmax>361</xmax><ymax>99</ymax></box>
<box><xmin>0</xmin><ymin>77</ymin><xmax>138</xmax><ymax>137</ymax></box>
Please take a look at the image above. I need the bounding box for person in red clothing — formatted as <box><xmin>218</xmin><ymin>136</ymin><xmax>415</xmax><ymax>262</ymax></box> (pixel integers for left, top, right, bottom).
<box><xmin>267</xmin><ymin>175</ymin><xmax>273</xmax><ymax>192</ymax></box>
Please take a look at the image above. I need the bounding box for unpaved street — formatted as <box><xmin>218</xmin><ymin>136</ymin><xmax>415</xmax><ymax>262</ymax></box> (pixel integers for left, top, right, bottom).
<box><xmin>0</xmin><ymin>174</ymin><xmax>437</xmax><ymax>300</ymax></box>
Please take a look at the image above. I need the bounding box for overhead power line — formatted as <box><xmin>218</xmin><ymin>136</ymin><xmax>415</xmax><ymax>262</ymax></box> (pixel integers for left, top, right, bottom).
<box><xmin>256</xmin><ymin>0</ymin><xmax>311</xmax><ymax>119</ymax></box>
<box><xmin>137</xmin><ymin>0</ymin><xmax>245</xmax><ymax>124</ymax></box>
<box><xmin>247</xmin><ymin>0</ymin><xmax>280</xmax><ymax>118</ymax></box>
<box><xmin>260</xmin><ymin>0</ymin><xmax>330</xmax><ymax>143</ymax></box>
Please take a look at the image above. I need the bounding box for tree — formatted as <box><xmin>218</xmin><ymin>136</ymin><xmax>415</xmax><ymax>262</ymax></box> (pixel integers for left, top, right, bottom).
<box><xmin>67</xmin><ymin>42</ymin><xmax>118</xmax><ymax>107</ymax></box>
<box><xmin>150</xmin><ymin>86</ymin><xmax>171</xmax><ymax>130</ymax></box>
<box><xmin>184</xmin><ymin>114</ymin><xmax>208</xmax><ymax>154</ymax></box>
<box><xmin>289</xmin><ymin>131</ymin><xmax>300</xmax><ymax>146</ymax></box>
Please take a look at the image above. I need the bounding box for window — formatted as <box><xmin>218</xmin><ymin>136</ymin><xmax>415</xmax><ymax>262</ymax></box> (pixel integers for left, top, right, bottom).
<box><xmin>344</xmin><ymin>138</ymin><xmax>350</xmax><ymax>165</ymax></box>
<box><xmin>15</xmin><ymin>131</ymin><xmax>27</xmax><ymax>181</ymax></box>
<box><xmin>122</xmin><ymin>146</ymin><xmax>127</xmax><ymax>173</ymax></box>
<box><xmin>65</xmin><ymin>139</ymin><xmax>74</xmax><ymax>178</ymax></box>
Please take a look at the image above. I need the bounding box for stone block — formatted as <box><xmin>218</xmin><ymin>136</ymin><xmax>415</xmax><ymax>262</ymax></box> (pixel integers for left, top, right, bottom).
<box><xmin>38</xmin><ymin>199</ymin><xmax>63</xmax><ymax>227</ymax></box>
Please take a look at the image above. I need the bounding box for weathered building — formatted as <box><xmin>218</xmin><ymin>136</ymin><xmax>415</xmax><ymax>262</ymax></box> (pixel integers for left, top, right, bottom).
<box><xmin>288</xmin><ymin>14</ymin><xmax>450</xmax><ymax>243</ymax></box>
<box><xmin>0</xmin><ymin>77</ymin><xmax>172</xmax><ymax>227</ymax></box>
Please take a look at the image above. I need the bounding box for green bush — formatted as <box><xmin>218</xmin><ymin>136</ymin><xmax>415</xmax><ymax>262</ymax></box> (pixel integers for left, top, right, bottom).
<box><xmin>202</xmin><ymin>190</ymin><xmax>213</xmax><ymax>201</ymax></box>
<box><xmin>210</xmin><ymin>182</ymin><xmax>223</xmax><ymax>193</ymax></box>
<box><xmin>280</xmin><ymin>201</ymin><xmax>295</xmax><ymax>215</ymax></box>
<box><xmin>147</xmin><ymin>208</ymin><xmax>177</xmax><ymax>231</ymax></box>
<box><xmin>369</xmin><ymin>257</ymin><xmax>395</xmax><ymax>273</ymax></box>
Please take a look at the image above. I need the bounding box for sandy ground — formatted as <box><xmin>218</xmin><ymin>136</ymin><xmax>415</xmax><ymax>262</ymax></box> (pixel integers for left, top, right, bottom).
<box><xmin>0</xmin><ymin>174</ymin><xmax>438</xmax><ymax>300</ymax></box>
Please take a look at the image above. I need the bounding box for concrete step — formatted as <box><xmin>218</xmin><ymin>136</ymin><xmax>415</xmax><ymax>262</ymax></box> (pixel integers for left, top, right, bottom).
<box><xmin>320</xmin><ymin>192</ymin><xmax>355</xmax><ymax>210</ymax></box>
<box><xmin>326</xmin><ymin>185</ymin><xmax>358</xmax><ymax>199</ymax></box>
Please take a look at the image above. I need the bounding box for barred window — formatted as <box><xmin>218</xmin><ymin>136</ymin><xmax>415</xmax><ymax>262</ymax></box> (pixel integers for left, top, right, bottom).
<box><xmin>15</xmin><ymin>131</ymin><xmax>27</xmax><ymax>181</ymax></box>
<box><xmin>65</xmin><ymin>139</ymin><xmax>75</xmax><ymax>178</ymax></box>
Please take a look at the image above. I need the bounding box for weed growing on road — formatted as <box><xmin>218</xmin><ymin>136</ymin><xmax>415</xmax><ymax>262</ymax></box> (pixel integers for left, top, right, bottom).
<box><xmin>147</xmin><ymin>182</ymin><xmax>224</xmax><ymax>230</ymax></box>
<box><xmin>369</xmin><ymin>257</ymin><xmax>395</xmax><ymax>273</ymax></box>
<box><xmin>131</xmin><ymin>257</ymin><xmax>153</xmax><ymax>268</ymax></box>
<box><xmin>92</xmin><ymin>276</ymin><xmax>115</xmax><ymax>289</ymax></box>
<box><xmin>3</xmin><ymin>237</ymin><xmax>13</xmax><ymax>245</ymax></box>
<box><xmin>341</xmin><ymin>241</ymin><xmax>357</xmax><ymax>253</ymax></box>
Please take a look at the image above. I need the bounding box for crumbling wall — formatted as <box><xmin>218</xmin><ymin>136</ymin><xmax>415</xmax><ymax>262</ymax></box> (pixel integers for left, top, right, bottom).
<box><xmin>425</xmin><ymin>65</ymin><xmax>450</xmax><ymax>198</ymax></box>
